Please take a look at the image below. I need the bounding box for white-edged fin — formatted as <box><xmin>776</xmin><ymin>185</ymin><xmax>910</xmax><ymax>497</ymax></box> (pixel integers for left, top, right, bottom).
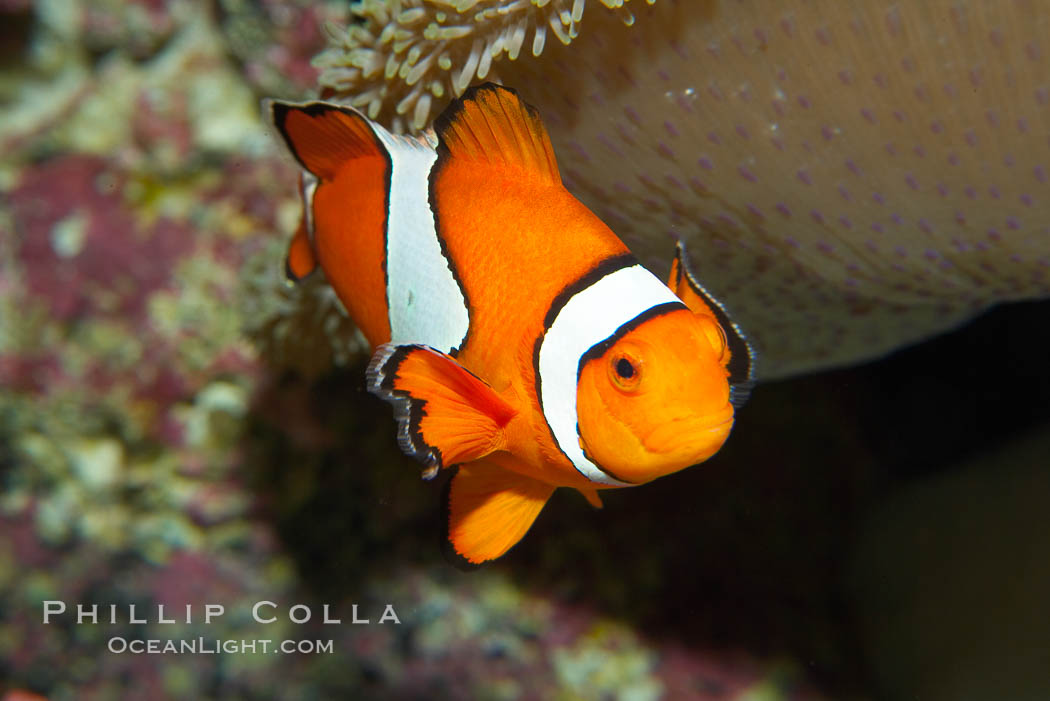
<box><xmin>366</xmin><ymin>343</ymin><xmax>515</xmax><ymax>477</ymax></box>
<box><xmin>366</xmin><ymin>344</ymin><xmax>438</xmax><ymax>474</ymax></box>
<box><xmin>536</xmin><ymin>259</ymin><xmax>687</xmax><ymax>486</ymax></box>
<box><xmin>672</xmin><ymin>240</ymin><xmax>756</xmax><ymax>406</ymax></box>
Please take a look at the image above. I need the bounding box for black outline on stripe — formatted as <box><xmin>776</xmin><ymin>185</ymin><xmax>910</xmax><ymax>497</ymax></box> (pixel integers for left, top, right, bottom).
<box><xmin>530</xmin><ymin>254</ymin><xmax>639</xmax><ymax>484</ymax></box>
<box><xmin>267</xmin><ymin>98</ymin><xmax>394</xmax><ymax>328</ymax></box>
<box><xmin>575</xmin><ymin>301</ymin><xmax>688</xmax><ymax>379</ymax></box>
<box><xmin>427</xmin><ymin>81</ymin><xmax>569</xmax><ymax>357</ymax></box>
<box><xmin>541</xmin><ymin>254</ymin><xmax>639</xmax><ymax>330</ymax></box>
<box><xmin>378</xmin><ymin>147</ymin><xmax>393</xmax><ymax>331</ymax></box>
<box><xmin>428</xmin><ymin>143</ymin><xmax>472</xmax><ymax>358</ymax></box>
<box><xmin>573</xmin><ymin>301</ymin><xmax>688</xmax><ymax>484</ymax></box>
<box><xmin>673</xmin><ymin>241</ymin><xmax>757</xmax><ymax>406</ymax></box>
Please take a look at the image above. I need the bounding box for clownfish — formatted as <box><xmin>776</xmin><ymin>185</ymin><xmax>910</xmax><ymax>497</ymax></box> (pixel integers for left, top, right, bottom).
<box><xmin>267</xmin><ymin>84</ymin><xmax>754</xmax><ymax>565</ymax></box>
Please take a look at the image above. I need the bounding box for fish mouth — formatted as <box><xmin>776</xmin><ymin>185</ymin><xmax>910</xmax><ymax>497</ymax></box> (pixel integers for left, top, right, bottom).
<box><xmin>585</xmin><ymin>405</ymin><xmax>734</xmax><ymax>485</ymax></box>
<box><xmin>642</xmin><ymin>406</ymin><xmax>735</xmax><ymax>459</ymax></box>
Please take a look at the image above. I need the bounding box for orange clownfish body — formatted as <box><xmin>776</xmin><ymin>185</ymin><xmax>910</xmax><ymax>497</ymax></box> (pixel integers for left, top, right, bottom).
<box><xmin>268</xmin><ymin>84</ymin><xmax>754</xmax><ymax>565</ymax></box>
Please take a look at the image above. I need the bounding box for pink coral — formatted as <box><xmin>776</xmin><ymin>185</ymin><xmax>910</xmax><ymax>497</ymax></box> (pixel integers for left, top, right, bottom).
<box><xmin>13</xmin><ymin>156</ymin><xmax>191</xmax><ymax>323</ymax></box>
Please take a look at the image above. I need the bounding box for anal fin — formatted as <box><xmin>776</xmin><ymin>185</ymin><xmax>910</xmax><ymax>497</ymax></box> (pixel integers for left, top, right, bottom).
<box><xmin>367</xmin><ymin>344</ymin><xmax>517</xmax><ymax>473</ymax></box>
<box><xmin>443</xmin><ymin>461</ymin><xmax>555</xmax><ymax>566</ymax></box>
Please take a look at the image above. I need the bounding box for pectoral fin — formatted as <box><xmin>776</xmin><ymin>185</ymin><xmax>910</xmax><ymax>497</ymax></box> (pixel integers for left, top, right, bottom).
<box><xmin>669</xmin><ymin>241</ymin><xmax>721</xmax><ymax>319</ymax></box>
<box><xmin>443</xmin><ymin>461</ymin><xmax>555</xmax><ymax>567</ymax></box>
<box><xmin>669</xmin><ymin>241</ymin><xmax>756</xmax><ymax>406</ymax></box>
<box><xmin>366</xmin><ymin>344</ymin><xmax>517</xmax><ymax>475</ymax></box>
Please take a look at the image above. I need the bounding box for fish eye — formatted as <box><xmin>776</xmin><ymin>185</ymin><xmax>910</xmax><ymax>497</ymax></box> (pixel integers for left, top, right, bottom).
<box><xmin>608</xmin><ymin>351</ymin><xmax>642</xmax><ymax>392</ymax></box>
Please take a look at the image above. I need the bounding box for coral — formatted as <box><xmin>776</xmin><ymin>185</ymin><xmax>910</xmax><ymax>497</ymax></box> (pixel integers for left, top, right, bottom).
<box><xmin>0</xmin><ymin>2</ymin><xmax>851</xmax><ymax>696</ymax></box>
<box><xmin>316</xmin><ymin>0</ymin><xmax>1050</xmax><ymax>379</ymax></box>
<box><xmin>315</xmin><ymin>0</ymin><xmax>653</xmax><ymax>131</ymax></box>
<box><xmin>13</xmin><ymin>156</ymin><xmax>192</xmax><ymax>323</ymax></box>
<box><xmin>239</xmin><ymin>237</ymin><xmax>368</xmax><ymax>380</ymax></box>
<box><xmin>218</xmin><ymin>0</ymin><xmax>348</xmax><ymax>100</ymax></box>
<box><xmin>551</xmin><ymin>621</ymin><xmax>664</xmax><ymax>700</ymax></box>
<box><xmin>24</xmin><ymin>0</ymin><xmax>1050</xmax><ymax>699</ymax></box>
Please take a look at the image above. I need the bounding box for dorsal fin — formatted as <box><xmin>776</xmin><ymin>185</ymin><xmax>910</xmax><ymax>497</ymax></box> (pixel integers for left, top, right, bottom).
<box><xmin>267</xmin><ymin>99</ymin><xmax>386</xmax><ymax>181</ymax></box>
<box><xmin>433</xmin><ymin>83</ymin><xmax>561</xmax><ymax>185</ymax></box>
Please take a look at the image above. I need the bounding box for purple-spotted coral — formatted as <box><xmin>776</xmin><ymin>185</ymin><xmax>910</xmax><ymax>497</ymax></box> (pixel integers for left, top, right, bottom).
<box><xmin>313</xmin><ymin>0</ymin><xmax>1050</xmax><ymax>378</ymax></box>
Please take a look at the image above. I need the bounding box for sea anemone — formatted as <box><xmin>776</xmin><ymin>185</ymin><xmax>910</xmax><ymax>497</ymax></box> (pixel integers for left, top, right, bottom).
<box><xmin>240</xmin><ymin>234</ymin><xmax>367</xmax><ymax>379</ymax></box>
<box><xmin>314</xmin><ymin>0</ymin><xmax>652</xmax><ymax>132</ymax></box>
<box><xmin>314</xmin><ymin>0</ymin><xmax>1050</xmax><ymax>379</ymax></box>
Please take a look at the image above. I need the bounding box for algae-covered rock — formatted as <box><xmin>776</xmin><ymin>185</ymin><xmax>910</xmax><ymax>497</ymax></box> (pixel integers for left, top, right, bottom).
<box><xmin>11</xmin><ymin>1</ymin><xmax>1047</xmax><ymax>699</ymax></box>
<box><xmin>2</xmin><ymin>1</ymin><xmax>832</xmax><ymax>697</ymax></box>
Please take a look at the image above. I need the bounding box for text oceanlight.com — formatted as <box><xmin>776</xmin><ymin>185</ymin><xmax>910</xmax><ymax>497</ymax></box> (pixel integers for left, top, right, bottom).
<box><xmin>107</xmin><ymin>637</ymin><xmax>334</xmax><ymax>655</ymax></box>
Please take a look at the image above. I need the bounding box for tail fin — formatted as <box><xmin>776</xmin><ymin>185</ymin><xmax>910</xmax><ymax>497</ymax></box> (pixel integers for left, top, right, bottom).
<box><xmin>266</xmin><ymin>99</ymin><xmax>390</xmax><ymax>282</ymax></box>
<box><xmin>266</xmin><ymin>98</ymin><xmax>387</xmax><ymax>181</ymax></box>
